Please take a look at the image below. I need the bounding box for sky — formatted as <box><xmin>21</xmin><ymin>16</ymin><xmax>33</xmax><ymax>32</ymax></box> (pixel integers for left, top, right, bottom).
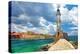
<box><xmin>9</xmin><ymin>1</ymin><xmax>78</xmax><ymax>36</ymax></box>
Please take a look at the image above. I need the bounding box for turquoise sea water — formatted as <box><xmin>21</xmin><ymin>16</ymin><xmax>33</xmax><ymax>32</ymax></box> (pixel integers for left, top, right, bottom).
<box><xmin>10</xmin><ymin>36</ymin><xmax>77</xmax><ymax>53</ymax></box>
<box><xmin>68</xmin><ymin>36</ymin><xmax>78</xmax><ymax>41</ymax></box>
<box><xmin>11</xmin><ymin>39</ymin><xmax>54</xmax><ymax>53</ymax></box>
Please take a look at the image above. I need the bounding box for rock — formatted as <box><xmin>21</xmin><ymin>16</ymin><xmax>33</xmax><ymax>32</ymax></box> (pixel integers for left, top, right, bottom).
<box><xmin>63</xmin><ymin>32</ymin><xmax>68</xmax><ymax>40</ymax></box>
<box><xmin>40</xmin><ymin>45</ymin><xmax>50</xmax><ymax>51</ymax></box>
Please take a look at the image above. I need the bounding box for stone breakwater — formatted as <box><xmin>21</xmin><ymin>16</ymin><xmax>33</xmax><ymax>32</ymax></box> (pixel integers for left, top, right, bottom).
<box><xmin>48</xmin><ymin>39</ymin><xmax>75</xmax><ymax>51</ymax></box>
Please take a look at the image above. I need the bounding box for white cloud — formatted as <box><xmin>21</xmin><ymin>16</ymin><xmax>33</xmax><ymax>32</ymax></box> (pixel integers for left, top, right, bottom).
<box><xmin>27</xmin><ymin>22</ymin><xmax>33</xmax><ymax>27</ymax></box>
<box><xmin>11</xmin><ymin>16</ymin><xmax>57</xmax><ymax>34</ymax></box>
<box><xmin>61</xmin><ymin>6</ymin><xmax>78</xmax><ymax>26</ymax></box>
<box><xmin>38</xmin><ymin>23</ymin><xmax>57</xmax><ymax>34</ymax></box>
<box><xmin>60</xmin><ymin>6</ymin><xmax>78</xmax><ymax>36</ymax></box>
<box><xmin>11</xmin><ymin>23</ymin><xmax>39</xmax><ymax>33</ymax></box>
<box><xmin>52</xmin><ymin>4</ymin><xmax>57</xmax><ymax>11</ymax></box>
<box><xmin>11</xmin><ymin>13</ymin><xmax>40</xmax><ymax>27</ymax></box>
<box><xmin>11</xmin><ymin>14</ymin><xmax>30</xmax><ymax>23</ymax></box>
<box><xmin>18</xmin><ymin>14</ymin><xmax>30</xmax><ymax>21</ymax></box>
<box><xmin>52</xmin><ymin>4</ymin><xmax>78</xmax><ymax>26</ymax></box>
<box><xmin>69</xmin><ymin>7</ymin><xmax>78</xmax><ymax>26</ymax></box>
<box><xmin>11</xmin><ymin>23</ymin><xmax>36</xmax><ymax>32</ymax></box>
<box><xmin>11</xmin><ymin>23</ymin><xmax>28</xmax><ymax>32</ymax></box>
<box><xmin>38</xmin><ymin>27</ymin><xmax>49</xmax><ymax>34</ymax></box>
<box><xmin>52</xmin><ymin>4</ymin><xmax>65</xmax><ymax>11</ymax></box>
<box><xmin>39</xmin><ymin>16</ymin><xmax>57</xmax><ymax>34</ymax></box>
<box><xmin>68</xmin><ymin>30</ymin><xmax>78</xmax><ymax>36</ymax></box>
<box><xmin>67</xmin><ymin>26</ymin><xmax>78</xmax><ymax>36</ymax></box>
<box><xmin>39</xmin><ymin>17</ymin><xmax>47</xmax><ymax>26</ymax></box>
<box><xmin>47</xmin><ymin>23</ymin><xmax>57</xmax><ymax>32</ymax></box>
<box><xmin>69</xmin><ymin>26</ymin><xmax>78</xmax><ymax>30</ymax></box>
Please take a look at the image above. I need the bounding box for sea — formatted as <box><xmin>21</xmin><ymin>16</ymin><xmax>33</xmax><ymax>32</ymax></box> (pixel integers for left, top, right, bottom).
<box><xmin>10</xmin><ymin>36</ymin><xmax>78</xmax><ymax>53</ymax></box>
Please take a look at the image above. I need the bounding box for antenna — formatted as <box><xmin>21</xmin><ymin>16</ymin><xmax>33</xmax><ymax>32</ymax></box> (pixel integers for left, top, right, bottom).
<box><xmin>57</xmin><ymin>4</ymin><xmax>60</xmax><ymax>9</ymax></box>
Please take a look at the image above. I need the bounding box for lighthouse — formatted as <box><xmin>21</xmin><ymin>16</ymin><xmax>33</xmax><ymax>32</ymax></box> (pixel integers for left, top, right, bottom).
<box><xmin>55</xmin><ymin>5</ymin><xmax>68</xmax><ymax>41</ymax></box>
<box><xmin>56</xmin><ymin>5</ymin><xmax>61</xmax><ymax>33</ymax></box>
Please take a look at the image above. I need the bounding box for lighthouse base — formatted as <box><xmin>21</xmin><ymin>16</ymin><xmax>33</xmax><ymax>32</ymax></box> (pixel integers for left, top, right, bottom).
<box><xmin>55</xmin><ymin>31</ymin><xmax>68</xmax><ymax>41</ymax></box>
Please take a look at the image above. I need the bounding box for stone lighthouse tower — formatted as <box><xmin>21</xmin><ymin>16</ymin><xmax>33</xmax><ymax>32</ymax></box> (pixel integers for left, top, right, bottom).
<box><xmin>55</xmin><ymin>5</ymin><xmax>68</xmax><ymax>41</ymax></box>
